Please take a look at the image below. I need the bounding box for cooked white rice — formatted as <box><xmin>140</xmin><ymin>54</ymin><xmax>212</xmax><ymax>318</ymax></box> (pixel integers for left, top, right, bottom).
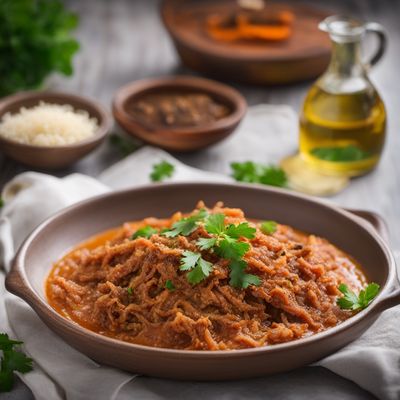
<box><xmin>0</xmin><ymin>101</ymin><xmax>99</xmax><ymax>147</ymax></box>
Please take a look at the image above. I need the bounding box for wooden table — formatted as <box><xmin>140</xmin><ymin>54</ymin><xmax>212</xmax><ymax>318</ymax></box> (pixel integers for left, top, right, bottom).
<box><xmin>2</xmin><ymin>0</ymin><xmax>399</xmax><ymax>398</ymax></box>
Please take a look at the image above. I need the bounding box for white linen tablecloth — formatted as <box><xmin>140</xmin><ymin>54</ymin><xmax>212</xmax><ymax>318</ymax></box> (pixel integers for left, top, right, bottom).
<box><xmin>1</xmin><ymin>106</ymin><xmax>399</xmax><ymax>400</ymax></box>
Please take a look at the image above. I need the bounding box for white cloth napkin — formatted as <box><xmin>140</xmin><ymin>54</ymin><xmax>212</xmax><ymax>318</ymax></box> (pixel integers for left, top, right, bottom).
<box><xmin>1</xmin><ymin>105</ymin><xmax>399</xmax><ymax>400</ymax></box>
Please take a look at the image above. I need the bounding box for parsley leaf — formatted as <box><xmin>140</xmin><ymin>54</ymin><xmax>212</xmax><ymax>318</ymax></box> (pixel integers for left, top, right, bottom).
<box><xmin>358</xmin><ymin>283</ymin><xmax>380</xmax><ymax>307</ymax></box>
<box><xmin>163</xmin><ymin>209</ymin><xmax>207</xmax><ymax>238</ymax></box>
<box><xmin>225</xmin><ymin>222</ymin><xmax>256</xmax><ymax>239</ymax></box>
<box><xmin>229</xmin><ymin>260</ymin><xmax>261</xmax><ymax>289</ymax></box>
<box><xmin>196</xmin><ymin>237</ymin><xmax>217</xmax><ymax>250</ymax></box>
<box><xmin>231</xmin><ymin>161</ymin><xmax>264</xmax><ymax>183</ymax></box>
<box><xmin>5</xmin><ymin>351</ymin><xmax>33</xmax><ymax>374</ymax></box>
<box><xmin>231</xmin><ymin>161</ymin><xmax>287</xmax><ymax>188</ymax></box>
<box><xmin>0</xmin><ymin>335</ymin><xmax>22</xmax><ymax>352</ymax></box>
<box><xmin>150</xmin><ymin>161</ymin><xmax>175</xmax><ymax>182</ymax></box>
<box><xmin>126</xmin><ymin>287</ymin><xmax>133</xmax><ymax>296</ymax></box>
<box><xmin>131</xmin><ymin>226</ymin><xmax>158</xmax><ymax>239</ymax></box>
<box><xmin>311</xmin><ymin>146</ymin><xmax>370</xmax><ymax>162</ymax></box>
<box><xmin>0</xmin><ymin>0</ymin><xmax>80</xmax><ymax>96</ymax></box>
<box><xmin>261</xmin><ymin>221</ymin><xmax>277</xmax><ymax>235</ymax></box>
<box><xmin>259</xmin><ymin>166</ymin><xmax>288</xmax><ymax>187</ymax></box>
<box><xmin>165</xmin><ymin>280</ymin><xmax>176</xmax><ymax>291</ymax></box>
<box><xmin>0</xmin><ymin>333</ymin><xmax>33</xmax><ymax>393</ymax></box>
<box><xmin>180</xmin><ymin>251</ymin><xmax>213</xmax><ymax>284</ymax></box>
<box><xmin>0</xmin><ymin>198</ymin><xmax>4</xmax><ymax>208</ymax></box>
<box><xmin>204</xmin><ymin>213</ymin><xmax>226</xmax><ymax>235</ymax></box>
<box><xmin>216</xmin><ymin>237</ymin><xmax>250</xmax><ymax>261</ymax></box>
<box><xmin>109</xmin><ymin>134</ymin><xmax>137</xmax><ymax>156</ymax></box>
<box><xmin>337</xmin><ymin>283</ymin><xmax>380</xmax><ymax>311</ymax></box>
<box><xmin>180</xmin><ymin>251</ymin><xmax>201</xmax><ymax>271</ymax></box>
<box><xmin>187</xmin><ymin>258</ymin><xmax>213</xmax><ymax>285</ymax></box>
<box><xmin>203</xmin><ymin>215</ymin><xmax>254</xmax><ymax>260</ymax></box>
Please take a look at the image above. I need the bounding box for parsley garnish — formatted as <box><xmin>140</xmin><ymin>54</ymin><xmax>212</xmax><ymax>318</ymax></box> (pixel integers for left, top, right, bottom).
<box><xmin>229</xmin><ymin>259</ymin><xmax>261</xmax><ymax>289</ymax></box>
<box><xmin>180</xmin><ymin>251</ymin><xmax>213</xmax><ymax>285</ymax></box>
<box><xmin>201</xmin><ymin>213</ymin><xmax>255</xmax><ymax>261</ymax></box>
<box><xmin>337</xmin><ymin>283</ymin><xmax>380</xmax><ymax>311</ymax></box>
<box><xmin>260</xmin><ymin>220</ymin><xmax>277</xmax><ymax>235</ymax></box>
<box><xmin>0</xmin><ymin>198</ymin><xmax>3</xmax><ymax>208</ymax></box>
<box><xmin>165</xmin><ymin>280</ymin><xmax>176</xmax><ymax>291</ymax></box>
<box><xmin>131</xmin><ymin>226</ymin><xmax>158</xmax><ymax>239</ymax></box>
<box><xmin>109</xmin><ymin>134</ymin><xmax>137</xmax><ymax>156</ymax></box>
<box><xmin>127</xmin><ymin>287</ymin><xmax>133</xmax><ymax>295</ymax></box>
<box><xmin>163</xmin><ymin>209</ymin><xmax>260</xmax><ymax>289</ymax></box>
<box><xmin>0</xmin><ymin>333</ymin><xmax>33</xmax><ymax>392</ymax></box>
<box><xmin>150</xmin><ymin>161</ymin><xmax>175</xmax><ymax>182</ymax></box>
<box><xmin>197</xmin><ymin>213</ymin><xmax>260</xmax><ymax>289</ymax></box>
<box><xmin>311</xmin><ymin>146</ymin><xmax>370</xmax><ymax>162</ymax></box>
<box><xmin>231</xmin><ymin>161</ymin><xmax>287</xmax><ymax>188</ymax></box>
<box><xmin>216</xmin><ymin>236</ymin><xmax>250</xmax><ymax>260</ymax></box>
<box><xmin>197</xmin><ymin>237</ymin><xmax>217</xmax><ymax>250</ymax></box>
<box><xmin>163</xmin><ymin>209</ymin><xmax>208</xmax><ymax>238</ymax></box>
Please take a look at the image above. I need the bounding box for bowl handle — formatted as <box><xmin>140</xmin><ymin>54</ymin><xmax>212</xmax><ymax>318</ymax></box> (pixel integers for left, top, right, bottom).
<box><xmin>375</xmin><ymin>287</ymin><xmax>400</xmax><ymax>312</ymax></box>
<box><xmin>5</xmin><ymin>258</ymin><xmax>29</xmax><ymax>300</ymax></box>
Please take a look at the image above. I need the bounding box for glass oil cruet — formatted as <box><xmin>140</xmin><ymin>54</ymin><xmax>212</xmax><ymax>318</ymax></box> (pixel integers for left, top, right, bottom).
<box><xmin>299</xmin><ymin>16</ymin><xmax>387</xmax><ymax>177</ymax></box>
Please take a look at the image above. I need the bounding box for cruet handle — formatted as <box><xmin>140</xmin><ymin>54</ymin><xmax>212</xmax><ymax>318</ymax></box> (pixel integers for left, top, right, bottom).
<box><xmin>365</xmin><ymin>22</ymin><xmax>387</xmax><ymax>67</ymax></box>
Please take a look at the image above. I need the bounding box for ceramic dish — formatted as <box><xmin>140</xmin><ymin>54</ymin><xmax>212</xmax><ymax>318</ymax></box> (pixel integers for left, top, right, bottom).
<box><xmin>6</xmin><ymin>183</ymin><xmax>400</xmax><ymax>380</ymax></box>
<box><xmin>0</xmin><ymin>91</ymin><xmax>112</xmax><ymax>169</ymax></box>
<box><xmin>161</xmin><ymin>0</ymin><xmax>331</xmax><ymax>85</ymax></box>
<box><xmin>112</xmin><ymin>76</ymin><xmax>247</xmax><ymax>152</ymax></box>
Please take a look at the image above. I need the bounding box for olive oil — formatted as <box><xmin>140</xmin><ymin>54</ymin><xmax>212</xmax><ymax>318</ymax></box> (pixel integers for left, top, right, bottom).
<box><xmin>300</xmin><ymin>85</ymin><xmax>386</xmax><ymax>176</ymax></box>
<box><xmin>299</xmin><ymin>16</ymin><xmax>387</xmax><ymax>177</ymax></box>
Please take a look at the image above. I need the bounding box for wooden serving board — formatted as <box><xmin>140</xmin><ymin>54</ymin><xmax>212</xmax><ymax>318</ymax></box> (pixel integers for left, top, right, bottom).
<box><xmin>162</xmin><ymin>0</ymin><xmax>332</xmax><ymax>85</ymax></box>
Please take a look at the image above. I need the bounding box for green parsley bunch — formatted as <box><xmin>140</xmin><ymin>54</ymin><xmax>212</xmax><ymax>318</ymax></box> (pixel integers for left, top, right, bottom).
<box><xmin>0</xmin><ymin>0</ymin><xmax>79</xmax><ymax>96</ymax></box>
<box><xmin>0</xmin><ymin>334</ymin><xmax>33</xmax><ymax>392</ymax></box>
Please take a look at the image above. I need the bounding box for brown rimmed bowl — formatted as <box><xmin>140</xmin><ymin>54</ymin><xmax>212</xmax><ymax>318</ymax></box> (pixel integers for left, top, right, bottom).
<box><xmin>0</xmin><ymin>91</ymin><xmax>113</xmax><ymax>169</ymax></box>
<box><xmin>112</xmin><ymin>76</ymin><xmax>247</xmax><ymax>152</ymax></box>
<box><xmin>6</xmin><ymin>183</ymin><xmax>400</xmax><ymax>380</ymax></box>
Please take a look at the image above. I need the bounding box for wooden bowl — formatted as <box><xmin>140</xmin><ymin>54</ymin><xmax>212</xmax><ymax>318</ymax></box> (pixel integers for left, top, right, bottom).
<box><xmin>6</xmin><ymin>183</ymin><xmax>400</xmax><ymax>380</ymax></box>
<box><xmin>161</xmin><ymin>0</ymin><xmax>332</xmax><ymax>85</ymax></box>
<box><xmin>0</xmin><ymin>91</ymin><xmax>112</xmax><ymax>169</ymax></box>
<box><xmin>112</xmin><ymin>76</ymin><xmax>247</xmax><ymax>152</ymax></box>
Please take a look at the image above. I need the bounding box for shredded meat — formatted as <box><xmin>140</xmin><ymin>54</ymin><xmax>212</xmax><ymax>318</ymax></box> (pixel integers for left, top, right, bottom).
<box><xmin>46</xmin><ymin>202</ymin><xmax>366</xmax><ymax>350</ymax></box>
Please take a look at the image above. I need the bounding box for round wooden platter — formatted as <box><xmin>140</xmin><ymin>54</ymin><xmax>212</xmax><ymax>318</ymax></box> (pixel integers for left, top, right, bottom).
<box><xmin>162</xmin><ymin>0</ymin><xmax>332</xmax><ymax>85</ymax></box>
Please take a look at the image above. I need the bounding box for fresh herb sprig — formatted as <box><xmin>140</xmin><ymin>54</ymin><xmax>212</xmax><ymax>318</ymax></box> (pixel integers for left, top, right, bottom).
<box><xmin>231</xmin><ymin>161</ymin><xmax>287</xmax><ymax>188</ymax></box>
<box><xmin>200</xmin><ymin>213</ymin><xmax>255</xmax><ymax>260</ymax></box>
<box><xmin>109</xmin><ymin>134</ymin><xmax>138</xmax><ymax>156</ymax></box>
<box><xmin>199</xmin><ymin>213</ymin><xmax>260</xmax><ymax>288</ymax></box>
<box><xmin>0</xmin><ymin>0</ymin><xmax>80</xmax><ymax>96</ymax></box>
<box><xmin>157</xmin><ymin>209</ymin><xmax>261</xmax><ymax>289</ymax></box>
<box><xmin>229</xmin><ymin>259</ymin><xmax>262</xmax><ymax>289</ymax></box>
<box><xmin>150</xmin><ymin>161</ymin><xmax>175</xmax><ymax>182</ymax></box>
<box><xmin>0</xmin><ymin>333</ymin><xmax>33</xmax><ymax>392</ymax></box>
<box><xmin>165</xmin><ymin>280</ymin><xmax>176</xmax><ymax>291</ymax></box>
<box><xmin>260</xmin><ymin>220</ymin><xmax>277</xmax><ymax>235</ymax></box>
<box><xmin>163</xmin><ymin>209</ymin><xmax>207</xmax><ymax>238</ymax></box>
<box><xmin>337</xmin><ymin>283</ymin><xmax>380</xmax><ymax>311</ymax></box>
<box><xmin>131</xmin><ymin>226</ymin><xmax>158</xmax><ymax>239</ymax></box>
<box><xmin>180</xmin><ymin>251</ymin><xmax>213</xmax><ymax>285</ymax></box>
